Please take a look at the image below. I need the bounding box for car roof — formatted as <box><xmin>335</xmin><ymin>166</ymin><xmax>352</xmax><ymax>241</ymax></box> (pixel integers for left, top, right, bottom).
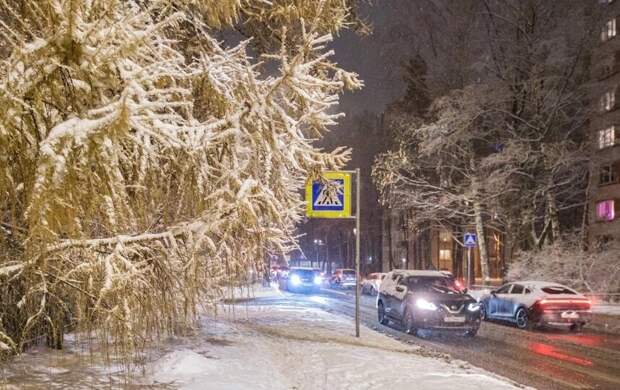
<box><xmin>389</xmin><ymin>269</ymin><xmax>448</xmax><ymax>277</ymax></box>
<box><xmin>290</xmin><ymin>267</ymin><xmax>317</xmax><ymax>271</ymax></box>
<box><xmin>509</xmin><ymin>281</ymin><xmax>571</xmax><ymax>289</ymax></box>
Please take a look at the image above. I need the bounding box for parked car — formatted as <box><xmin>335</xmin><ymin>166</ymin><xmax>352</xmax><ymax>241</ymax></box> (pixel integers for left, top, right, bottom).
<box><xmin>361</xmin><ymin>273</ymin><xmax>386</xmax><ymax>295</ymax></box>
<box><xmin>377</xmin><ymin>270</ymin><xmax>481</xmax><ymax>337</ymax></box>
<box><xmin>330</xmin><ymin>269</ymin><xmax>357</xmax><ymax>288</ymax></box>
<box><xmin>478</xmin><ymin>281</ymin><xmax>591</xmax><ymax>331</ymax></box>
<box><xmin>278</xmin><ymin>267</ymin><xmax>322</xmax><ymax>293</ymax></box>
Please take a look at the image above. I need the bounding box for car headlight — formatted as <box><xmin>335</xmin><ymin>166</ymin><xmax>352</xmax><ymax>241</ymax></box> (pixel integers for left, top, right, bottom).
<box><xmin>467</xmin><ymin>303</ymin><xmax>480</xmax><ymax>312</ymax></box>
<box><xmin>313</xmin><ymin>276</ymin><xmax>322</xmax><ymax>285</ymax></box>
<box><xmin>415</xmin><ymin>298</ymin><xmax>437</xmax><ymax>311</ymax></box>
<box><xmin>290</xmin><ymin>274</ymin><xmax>301</xmax><ymax>286</ymax></box>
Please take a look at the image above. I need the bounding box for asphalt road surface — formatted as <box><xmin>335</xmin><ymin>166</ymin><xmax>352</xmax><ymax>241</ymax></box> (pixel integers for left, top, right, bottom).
<box><xmin>248</xmin><ymin>287</ymin><xmax>620</xmax><ymax>390</ymax></box>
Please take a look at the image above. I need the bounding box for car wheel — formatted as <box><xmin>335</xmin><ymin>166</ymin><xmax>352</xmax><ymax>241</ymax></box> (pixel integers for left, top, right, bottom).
<box><xmin>378</xmin><ymin>301</ymin><xmax>388</xmax><ymax>325</ymax></box>
<box><xmin>464</xmin><ymin>328</ymin><xmax>478</xmax><ymax>338</ymax></box>
<box><xmin>515</xmin><ymin>308</ymin><xmax>529</xmax><ymax>330</ymax></box>
<box><xmin>403</xmin><ymin>309</ymin><xmax>417</xmax><ymax>335</ymax></box>
<box><xmin>479</xmin><ymin>303</ymin><xmax>487</xmax><ymax>321</ymax></box>
<box><xmin>570</xmin><ymin>323</ymin><xmax>584</xmax><ymax>333</ymax></box>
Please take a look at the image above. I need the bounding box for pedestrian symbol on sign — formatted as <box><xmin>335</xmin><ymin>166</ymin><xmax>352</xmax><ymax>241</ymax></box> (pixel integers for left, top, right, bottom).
<box><xmin>464</xmin><ymin>233</ymin><xmax>477</xmax><ymax>248</ymax></box>
<box><xmin>306</xmin><ymin>172</ymin><xmax>351</xmax><ymax>218</ymax></box>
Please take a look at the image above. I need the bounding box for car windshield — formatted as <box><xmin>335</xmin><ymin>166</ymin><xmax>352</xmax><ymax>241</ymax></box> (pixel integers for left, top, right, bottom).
<box><xmin>291</xmin><ymin>269</ymin><xmax>316</xmax><ymax>278</ymax></box>
<box><xmin>343</xmin><ymin>270</ymin><xmax>356</xmax><ymax>277</ymax></box>
<box><xmin>541</xmin><ymin>286</ymin><xmax>576</xmax><ymax>295</ymax></box>
<box><xmin>407</xmin><ymin>276</ymin><xmax>460</xmax><ymax>294</ymax></box>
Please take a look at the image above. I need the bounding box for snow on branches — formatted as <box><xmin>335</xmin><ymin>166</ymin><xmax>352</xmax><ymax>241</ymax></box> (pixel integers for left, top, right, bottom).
<box><xmin>0</xmin><ymin>0</ymin><xmax>360</xmax><ymax>358</ymax></box>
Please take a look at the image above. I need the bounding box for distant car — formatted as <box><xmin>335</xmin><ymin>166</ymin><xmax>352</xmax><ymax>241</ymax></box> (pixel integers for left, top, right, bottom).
<box><xmin>330</xmin><ymin>269</ymin><xmax>357</xmax><ymax>288</ymax></box>
<box><xmin>278</xmin><ymin>267</ymin><xmax>322</xmax><ymax>293</ymax></box>
<box><xmin>361</xmin><ymin>273</ymin><xmax>386</xmax><ymax>295</ymax></box>
<box><xmin>478</xmin><ymin>281</ymin><xmax>591</xmax><ymax>331</ymax></box>
<box><xmin>377</xmin><ymin>270</ymin><xmax>481</xmax><ymax>337</ymax></box>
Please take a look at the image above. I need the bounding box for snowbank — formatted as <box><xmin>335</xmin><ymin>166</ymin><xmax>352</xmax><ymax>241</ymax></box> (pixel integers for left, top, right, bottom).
<box><xmin>146</xmin><ymin>304</ymin><xmax>523</xmax><ymax>390</ymax></box>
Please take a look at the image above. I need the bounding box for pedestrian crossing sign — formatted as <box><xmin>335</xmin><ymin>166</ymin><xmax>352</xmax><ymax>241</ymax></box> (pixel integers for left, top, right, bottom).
<box><xmin>306</xmin><ymin>171</ymin><xmax>351</xmax><ymax>218</ymax></box>
<box><xmin>464</xmin><ymin>233</ymin><xmax>477</xmax><ymax>248</ymax></box>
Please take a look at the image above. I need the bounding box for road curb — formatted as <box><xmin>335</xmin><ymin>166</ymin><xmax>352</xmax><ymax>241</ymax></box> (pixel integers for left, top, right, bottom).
<box><xmin>587</xmin><ymin>313</ymin><xmax>620</xmax><ymax>335</ymax></box>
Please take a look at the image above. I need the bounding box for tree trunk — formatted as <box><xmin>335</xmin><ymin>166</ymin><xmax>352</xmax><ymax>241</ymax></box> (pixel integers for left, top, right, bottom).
<box><xmin>474</xmin><ymin>201</ymin><xmax>491</xmax><ymax>283</ymax></box>
<box><xmin>546</xmin><ymin>191</ymin><xmax>561</xmax><ymax>242</ymax></box>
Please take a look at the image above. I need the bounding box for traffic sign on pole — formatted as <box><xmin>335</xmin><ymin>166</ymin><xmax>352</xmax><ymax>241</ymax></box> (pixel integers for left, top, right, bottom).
<box><xmin>305</xmin><ymin>172</ymin><xmax>351</xmax><ymax>218</ymax></box>
<box><xmin>464</xmin><ymin>233</ymin><xmax>477</xmax><ymax>248</ymax></box>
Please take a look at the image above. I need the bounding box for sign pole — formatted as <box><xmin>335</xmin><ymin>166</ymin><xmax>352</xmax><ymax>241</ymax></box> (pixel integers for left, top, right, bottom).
<box><xmin>355</xmin><ymin>168</ymin><xmax>361</xmax><ymax>338</ymax></box>
<box><xmin>467</xmin><ymin>247</ymin><xmax>472</xmax><ymax>289</ymax></box>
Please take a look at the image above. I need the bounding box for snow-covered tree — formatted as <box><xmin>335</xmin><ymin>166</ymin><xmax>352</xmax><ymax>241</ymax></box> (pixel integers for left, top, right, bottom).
<box><xmin>0</xmin><ymin>0</ymin><xmax>361</xmax><ymax>358</ymax></box>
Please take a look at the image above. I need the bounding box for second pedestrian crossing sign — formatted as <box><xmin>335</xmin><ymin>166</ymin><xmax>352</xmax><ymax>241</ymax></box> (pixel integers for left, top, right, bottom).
<box><xmin>306</xmin><ymin>171</ymin><xmax>351</xmax><ymax>218</ymax></box>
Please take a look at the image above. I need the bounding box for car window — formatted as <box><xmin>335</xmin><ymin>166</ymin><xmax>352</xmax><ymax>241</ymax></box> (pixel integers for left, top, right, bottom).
<box><xmin>511</xmin><ymin>284</ymin><xmax>524</xmax><ymax>294</ymax></box>
<box><xmin>343</xmin><ymin>270</ymin><xmax>355</xmax><ymax>277</ymax></box>
<box><xmin>495</xmin><ymin>284</ymin><xmax>512</xmax><ymax>294</ymax></box>
<box><xmin>391</xmin><ymin>273</ymin><xmax>400</xmax><ymax>281</ymax></box>
<box><xmin>292</xmin><ymin>269</ymin><xmax>315</xmax><ymax>278</ymax></box>
<box><xmin>406</xmin><ymin>276</ymin><xmax>459</xmax><ymax>293</ymax></box>
<box><xmin>541</xmin><ymin>286</ymin><xmax>576</xmax><ymax>295</ymax></box>
<box><xmin>524</xmin><ymin>288</ymin><xmax>532</xmax><ymax>294</ymax></box>
<box><xmin>381</xmin><ymin>274</ymin><xmax>387</xmax><ymax>280</ymax></box>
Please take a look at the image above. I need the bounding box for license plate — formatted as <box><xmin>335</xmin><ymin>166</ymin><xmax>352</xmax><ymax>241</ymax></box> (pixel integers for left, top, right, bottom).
<box><xmin>444</xmin><ymin>316</ymin><xmax>466</xmax><ymax>323</ymax></box>
<box><xmin>561</xmin><ymin>311</ymin><xmax>579</xmax><ymax>319</ymax></box>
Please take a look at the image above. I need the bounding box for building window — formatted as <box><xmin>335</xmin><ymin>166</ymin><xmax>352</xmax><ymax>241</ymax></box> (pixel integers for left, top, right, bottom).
<box><xmin>439</xmin><ymin>230</ymin><xmax>451</xmax><ymax>242</ymax></box>
<box><xmin>600</xmin><ymin>89</ymin><xmax>616</xmax><ymax>112</ymax></box>
<box><xmin>602</xmin><ymin>18</ymin><xmax>617</xmax><ymax>41</ymax></box>
<box><xmin>600</xmin><ymin>164</ymin><xmax>618</xmax><ymax>185</ymax></box>
<box><xmin>598</xmin><ymin>126</ymin><xmax>616</xmax><ymax>148</ymax></box>
<box><xmin>596</xmin><ymin>200</ymin><xmax>616</xmax><ymax>221</ymax></box>
<box><xmin>438</xmin><ymin>249</ymin><xmax>452</xmax><ymax>271</ymax></box>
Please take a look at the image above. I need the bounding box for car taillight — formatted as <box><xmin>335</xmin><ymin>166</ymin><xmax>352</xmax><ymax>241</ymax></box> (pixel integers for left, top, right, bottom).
<box><xmin>534</xmin><ymin>298</ymin><xmax>591</xmax><ymax>311</ymax></box>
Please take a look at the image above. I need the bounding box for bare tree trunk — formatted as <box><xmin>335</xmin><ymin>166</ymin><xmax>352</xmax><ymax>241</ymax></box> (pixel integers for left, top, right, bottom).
<box><xmin>546</xmin><ymin>191</ymin><xmax>561</xmax><ymax>242</ymax></box>
<box><xmin>474</xmin><ymin>201</ymin><xmax>490</xmax><ymax>283</ymax></box>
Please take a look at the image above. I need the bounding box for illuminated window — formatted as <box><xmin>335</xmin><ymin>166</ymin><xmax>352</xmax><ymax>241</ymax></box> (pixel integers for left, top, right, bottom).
<box><xmin>596</xmin><ymin>200</ymin><xmax>616</xmax><ymax>221</ymax></box>
<box><xmin>602</xmin><ymin>18</ymin><xmax>617</xmax><ymax>41</ymax></box>
<box><xmin>439</xmin><ymin>230</ymin><xmax>451</xmax><ymax>242</ymax></box>
<box><xmin>439</xmin><ymin>249</ymin><xmax>451</xmax><ymax>261</ymax></box>
<box><xmin>600</xmin><ymin>89</ymin><xmax>616</xmax><ymax>112</ymax></box>
<box><xmin>598</xmin><ymin>126</ymin><xmax>616</xmax><ymax>148</ymax></box>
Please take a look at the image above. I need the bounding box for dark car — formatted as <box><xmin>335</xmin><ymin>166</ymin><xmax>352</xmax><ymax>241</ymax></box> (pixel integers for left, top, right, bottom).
<box><xmin>377</xmin><ymin>270</ymin><xmax>481</xmax><ymax>337</ymax></box>
<box><xmin>278</xmin><ymin>267</ymin><xmax>322</xmax><ymax>293</ymax></box>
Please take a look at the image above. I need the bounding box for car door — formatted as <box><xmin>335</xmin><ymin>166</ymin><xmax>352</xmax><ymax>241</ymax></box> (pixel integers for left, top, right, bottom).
<box><xmin>488</xmin><ymin>284</ymin><xmax>512</xmax><ymax>317</ymax></box>
<box><xmin>506</xmin><ymin>283</ymin><xmax>525</xmax><ymax>317</ymax></box>
<box><xmin>392</xmin><ymin>276</ymin><xmax>409</xmax><ymax>319</ymax></box>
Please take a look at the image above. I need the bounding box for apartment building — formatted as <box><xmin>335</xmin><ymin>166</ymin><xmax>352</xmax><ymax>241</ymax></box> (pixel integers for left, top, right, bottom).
<box><xmin>590</xmin><ymin>0</ymin><xmax>620</xmax><ymax>244</ymax></box>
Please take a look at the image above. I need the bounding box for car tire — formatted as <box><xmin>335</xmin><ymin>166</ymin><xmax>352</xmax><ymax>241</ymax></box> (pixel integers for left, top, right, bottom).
<box><xmin>402</xmin><ymin>308</ymin><xmax>417</xmax><ymax>335</ymax></box>
<box><xmin>378</xmin><ymin>301</ymin><xmax>388</xmax><ymax>325</ymax></box>
<box><xmin>479</xmin><ymin>302</ymin><xmax>487</xmax><ymax>321</ymax></box>
<box><xmin>464</xmin><ymin>328</ymin><xmax>478</xmax><ymax>338</ymax></box>
<box><xmin>570</xmin><ymin>323</ymin><xmax>584</xmax><ymax>333</ymax></box>
<box><xmin>515</xmin><ymin>308</ymin><xmax>530</xmax><ymax>330</ymax></box>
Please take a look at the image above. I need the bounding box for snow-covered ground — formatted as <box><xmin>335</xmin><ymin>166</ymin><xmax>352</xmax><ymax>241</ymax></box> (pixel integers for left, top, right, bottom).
<box><xmin>145</xmin><ymin>291</ymin><xmax>523</xmax><ymax>389</ymax></box>
<box><xmin>2</xmin><ymin>286</ymin><xmax>525</xmax><ymax>389</ymax></box>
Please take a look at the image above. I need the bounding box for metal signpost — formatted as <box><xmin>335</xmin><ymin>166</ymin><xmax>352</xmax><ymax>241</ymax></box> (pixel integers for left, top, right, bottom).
<box><xmin>306</xmin><ymin>169</ymin><xmax>361</xmax><ymax>337</ymax></box>
<box><xmin>464</xmin><ymin>233</ymin><xmax>477</xmax><ymax>288</ymax></box>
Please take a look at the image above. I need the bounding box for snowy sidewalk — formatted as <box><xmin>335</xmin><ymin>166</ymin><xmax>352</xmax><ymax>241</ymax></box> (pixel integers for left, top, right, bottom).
<box><xmin>145</xmin><ymin>297</ymin><xmax>524</xmax><ymax>389</ymax></box>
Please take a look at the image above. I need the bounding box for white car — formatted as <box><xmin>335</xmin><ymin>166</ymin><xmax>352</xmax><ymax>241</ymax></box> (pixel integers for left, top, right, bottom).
<box><xmin>478</xmin><ymin>281</ymin><xmax>592</xmax><ymax>331</ymax></box>
<box><xmin>361</xmin><ymin>272</ymin><xmax>386</xmax><ymax>295</ymax></box>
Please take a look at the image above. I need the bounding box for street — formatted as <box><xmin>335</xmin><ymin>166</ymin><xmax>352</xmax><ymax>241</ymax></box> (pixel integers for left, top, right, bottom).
<box><xmin>249</xmin><ymin>288</ymin><xmax>620</xmax><ymax>390</ymax></box>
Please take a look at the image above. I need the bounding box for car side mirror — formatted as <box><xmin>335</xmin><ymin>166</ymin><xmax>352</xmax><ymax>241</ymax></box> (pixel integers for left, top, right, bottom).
<box><xmin>462</xmin><ymin>288</ymin><xmax>468</xmax><ymax>294</ymax></box>
<box><xmin>490</xmin><ymin>290</ymin><xmax>497</xmax><ymax>297</ymax></box>
<box><xmin>395</xmin><ymin>286</ymin><xmax>405</xmax><ymax>293</ymax></box>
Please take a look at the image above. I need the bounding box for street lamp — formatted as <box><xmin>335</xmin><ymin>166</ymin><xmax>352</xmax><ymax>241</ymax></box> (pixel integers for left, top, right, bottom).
<box><xmin>401</xmin><ymin>257</ymin><xmax>406</xmax><ymax>269</ymax></box>
<box><xmin>313</xmin><ymin>239</ymin><xmax>324</xmax><ymax>268</ymax></box>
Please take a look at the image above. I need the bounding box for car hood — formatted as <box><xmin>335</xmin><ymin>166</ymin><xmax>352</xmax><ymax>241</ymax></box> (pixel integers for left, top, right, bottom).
<box><xmin>411</xmin><ymin>292</ymin><xmax>476</xmax><ymax>304</ymax></box>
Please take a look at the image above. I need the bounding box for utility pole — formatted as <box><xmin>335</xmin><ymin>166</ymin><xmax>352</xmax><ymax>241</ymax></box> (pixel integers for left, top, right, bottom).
<box><xmin>355</xmin><ymin>168</ymin><xmax>361</xmax><ymax>338</ymax></box>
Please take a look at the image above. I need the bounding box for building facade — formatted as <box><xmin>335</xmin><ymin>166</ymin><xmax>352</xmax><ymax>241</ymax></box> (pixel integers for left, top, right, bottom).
<box><xmin>590</xmin><ymin>0</ymin><xmax>620</xmax><ymax>245</ymax></box>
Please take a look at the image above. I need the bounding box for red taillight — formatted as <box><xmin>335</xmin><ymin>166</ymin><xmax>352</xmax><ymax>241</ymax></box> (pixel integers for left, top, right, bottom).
<box><xmin>535</xmin><ymin>298</ymin><xmax>591</xmax><ymax>311</ymax></box>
